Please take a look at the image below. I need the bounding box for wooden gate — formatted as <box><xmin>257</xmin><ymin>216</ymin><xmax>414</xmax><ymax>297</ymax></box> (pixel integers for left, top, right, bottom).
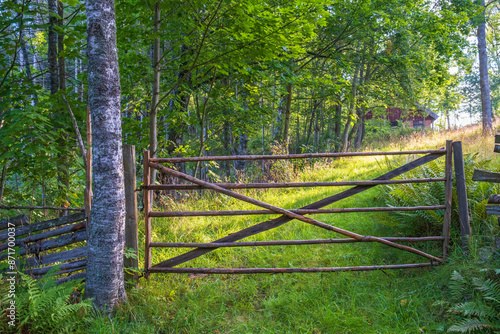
<box><xmin>142</xmin><ymin>140</ymin><xmax>469</xmax><ymax>276</ymax></box>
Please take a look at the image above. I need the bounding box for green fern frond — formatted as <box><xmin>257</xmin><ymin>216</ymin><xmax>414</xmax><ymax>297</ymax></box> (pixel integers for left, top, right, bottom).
<box><xmin>448</xmin><ymin>318</ymin><xmax>490</xmax><ymax>333</ymax></box>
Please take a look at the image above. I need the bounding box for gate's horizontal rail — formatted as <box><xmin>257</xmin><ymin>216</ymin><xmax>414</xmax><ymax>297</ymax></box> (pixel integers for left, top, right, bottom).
<box><xmin>150</xmin><ymin>236</ymin><xmax>444</xmax><ymax>248</ymax></box>
<box><xmin>149</xmin><ymin>205</ymin><xmax>446</xmax><ymax>217</ymax></box>
<box><xmin>142</xmin><ymin>178</ymin><xmax>446</xmax><ymax>190</ymax></box>
<box><xmin>148</xmin><ymin>262</ymin><xmax>439</xmax><ymax>274</ymax></box>
<box><xmin>150</xmin><ymin>149</ymin><xmax>447</xmax><ymax>163</ymax></box>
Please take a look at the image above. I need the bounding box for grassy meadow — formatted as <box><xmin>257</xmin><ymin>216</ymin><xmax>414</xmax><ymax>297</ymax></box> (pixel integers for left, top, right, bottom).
<box><xmin>75</xmin><ymin>124</ymin><xmax>500</xmax><ymax>333</ymax></box>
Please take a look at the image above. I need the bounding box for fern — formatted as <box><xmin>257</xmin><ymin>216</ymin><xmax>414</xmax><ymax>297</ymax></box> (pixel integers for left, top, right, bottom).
<box><xmin>448</xmin><ymin>318</ymin><xmax>492</xmax><ymax>333</ymax></box>
<box><xmin>448</xmin><ymin>270</ymin><xmax>500</xmax><ymax>333</ymax></box>
<box><xmin>0</xmin><ymin>266</ymin><xmax>92</xmax><ymax>333</ymax></box>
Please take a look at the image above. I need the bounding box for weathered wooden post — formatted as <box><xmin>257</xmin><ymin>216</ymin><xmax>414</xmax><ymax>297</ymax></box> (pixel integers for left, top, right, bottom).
<box><xmin>452</xmin><ymin>141</ymin><xmax>471</xmax><ymax>251</ymax></box>
<box><xmin>143</xmin><ymin>150</ymin><xmax>151</xmax><ymax>279</ymax></box>
<box><xmin>442</xmin><ymin>140</ymin><xmax>453</xmax><ymax>259</ymax></box>
<box><xmin>123</xmin><ymin>144</ymin><xmax>138</xmax><ymax>283</ymax></box>
<box><xmin>473</xmin><ymin>134</ymin><xmax>500</xmax><ymax>222</ymax></box>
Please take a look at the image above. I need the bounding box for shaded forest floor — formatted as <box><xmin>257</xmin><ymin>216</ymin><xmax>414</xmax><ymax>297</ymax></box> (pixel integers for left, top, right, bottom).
<box><xmin>91</xmin><ymin>124</ymin><xmax>499</xmax><ymax>334</ymax></box>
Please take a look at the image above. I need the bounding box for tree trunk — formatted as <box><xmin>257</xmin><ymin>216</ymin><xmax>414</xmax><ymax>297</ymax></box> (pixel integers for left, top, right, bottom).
<box><xmin>477</xmin><ymin>0</ymin><xmax>493</xmax><ymax>134</ymax></box>
<box><xmin>341</xmin><ymin>72</ymin><xmax>359</xmax><ymax>152</ymax></box>
<box><xmin>0</xmin><ymin>164</ymin><xmax>7</xmax><ymax>209</ymax></box>
<box><xmin>150</xmin><ymin>2</ymin><xmax>161</xmax><ymax>191</ymax></box>
<box><xmin>282</xmin><ymin>83</ymin><xmax>293</xmax><ymax>153</ymax></box>
<box><xmin>58</xmin><ymin>1</ymin><xmax>65</xmax><ymax>91</ymax></box>
<box><xmin>334</xmin><ymin>103</ymin><xmax>342</xmax><ymax>152</ymax></box>
<box><xmin>48</xmin><ymin>0</ymin><xmax>59</xmax><ymax>95</ymax></box>
<box><xmin>86</xmin><ymin>0</ymin><xmax>126</xmax><ymax>312</ymax></box>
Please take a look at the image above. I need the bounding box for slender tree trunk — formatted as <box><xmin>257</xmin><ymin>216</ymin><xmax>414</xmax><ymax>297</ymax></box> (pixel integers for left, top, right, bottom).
<box><xmin>86</xmin><ymin>0</ymin><xmax>126</xmax><ymax>312</ymax></box>
<box><xmin>58</xmin><ymin>1</ymin><xmax>65</xmax><ymax>91</ymax></box>
<box><xmin>477</xmin><ymin>0</ymin><xmax>493</xmax><ymax>134</ymax></box>
<box><xmin>150</xmin><ymin>1</ymin><xmax>161</xmax><ymax>188</ymax></box>
<box><xmin>0</xmin><ymin>164</ymin><xmax>7</xmax><ymax>208</ymax></box>
<box><xmin>48</xmin><ymin>0</ymin><xmax>59</xmax><ymax>95</ymax></box>
<box><xmin>334</xmin><ymin>103</ymin><xmax>342</xmax><ymax>152</ymax></box>
<box><xmin>282</xmin><ymin>83</ymin><xmax>293</xmax><ymax>153</ymax></box>
<box><xmin>341</xmin><ymin>67</ymin><xmax>359</xmax><ymax>152</ymax></box>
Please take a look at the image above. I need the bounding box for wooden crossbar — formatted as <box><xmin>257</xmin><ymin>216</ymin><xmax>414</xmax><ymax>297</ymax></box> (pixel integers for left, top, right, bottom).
<box><xmin>142</xmin><ymin>178</ymin><xmax>445</xmax><ymax>191</ymax></box>
<box><xmin>150</xmin><ymin>162</ymin><xmax>443</xmax><ymax>264</ymax></box>
<box><xmin>150</xmin><ymin>149</ymin><xmax>446</xmax><ymax>163</ymax></box>
<box><xmin>149</xmin><ymin>263</ymin><xmax>439</xmax><ymax>274</ymax></box>
<box><xmin>149</xmin><ymin>206</ymin><xmax>446</xmax><ymax>217</ymax></box>
<box><xmin>150</xmin><ymin>236</ymin><xmax>444</xmax><ymax>248</ymax></box>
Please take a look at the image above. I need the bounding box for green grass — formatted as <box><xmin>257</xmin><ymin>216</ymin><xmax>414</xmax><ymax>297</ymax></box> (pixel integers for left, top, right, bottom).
<box><xmin>84</xmin><ymin>124</ymin><xmax>499</xmax><ymax>333</ymax></box>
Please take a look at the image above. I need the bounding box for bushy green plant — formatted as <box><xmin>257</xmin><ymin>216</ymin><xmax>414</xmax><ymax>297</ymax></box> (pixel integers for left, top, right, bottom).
<box><xmin>448</xmin><ymin>269</ymin><xmax>500</xmax><ymax>333</ymax></box>
<box><xmin>0</xmin><ymin>267</ymin><xmax>91</xmax><ymax>333</ymax></box>
<box><xmin>382</xmin><ymin>153</ymin><xmax>496</xmax><ymax>236</ymax></box>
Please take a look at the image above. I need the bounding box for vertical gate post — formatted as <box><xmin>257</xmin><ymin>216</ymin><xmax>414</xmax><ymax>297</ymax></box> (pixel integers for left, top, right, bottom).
<box><xmin>143</xmin><ymin>150</ymin><xmax>151</xmax><ymax>278</ymax></box>
<box><xmin>442</xmin><ymin>140</ymin><xmax>453</xmax><ymax>259</ymax></box>
<box><xmin>452</xmin><ymin>141</ymin><xmax>471</xmax><ymax>252</ymax></box>
<box><xmin>123</xmin><ymin>144</ymin><xmax>138</xmax><ymax>283</ymax></box>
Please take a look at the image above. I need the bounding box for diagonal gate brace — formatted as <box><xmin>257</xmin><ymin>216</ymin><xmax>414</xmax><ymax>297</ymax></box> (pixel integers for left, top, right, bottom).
<box><xmin>149</xmin><ymin>154</ymin><xmax>444</xmax><ymax>269</ymax></box>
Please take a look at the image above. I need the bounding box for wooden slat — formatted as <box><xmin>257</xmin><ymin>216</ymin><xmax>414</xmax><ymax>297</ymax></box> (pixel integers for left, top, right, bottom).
<box><xmin>56</xmin><ymin>272</ymin><xmax>86</xmax><ymax>285</ymax></box>
<box><xmin>486</xmin><ymin>205</ymin><xmax>500</xmax><ymax>215</ymax></box>
<box><xmin>0</xmin><ymin>214</ymin><xmax>29</xmax><ymax>231</ymax></box>
<box><xmin>144</xmin><ymin>150</ymin><xmax>151</xmax><ymax>277</ymax></box>
<box><xmin>143</xmin><ymin>178</ymin><xmax>446</xmax><ymax>191</ymax></box>
<box><xmin>25</xmin><ymin>259</ymin><xmax>87</xmax><ymax>276</ymax></box>
<box><xmin>0</xmin><ymin>230</ymin><xmax>86</xmax><ymax>260</ymax></box>
<box><xmin>150</xmin><ymin>149</ymin><xmax>447</xmax><ymax>163</ymax></box>
<box><xmin>443</xmin><ymin>140</ymin><xmax>453</xmax><ymax>259</ymax></box>
<box><xmin>150</xmin><ymin>236</ymin><xmax>444</xmax><ymax>248</ymax></box>
<box><xmin>149</xmin><ymin>263</ymin><xmax>439</xmax><ymax>274</ymax></box>
<box><xmin>453</xmin><ymin>142</ymin><xmax>472</xmax><ymax>250</ymax></box>
<box><xmin>472</xmin><ymin>169</ymin><xmax>500</xmax><ymax>183</ymax></box>
<box><xmin>0</xmin><ymin>212</ymin><xmax>85</xmax><ymax>242</ymax></box>
<box><xmin>25</xmin><ymin>246</ymin><xmax>87</xmax><ymax>268</ymax></box>
<box><xmin>488</xmin><ymin>194</ymin><xmax>500</xmax><ymax>204</ymax></box>
<box><xmin>0</xmin><ymin>205</ymin><xmax>84</xmax><ymax>211</ymax></box>
<box><xmin>0</xmin><ymin>221</ymin><xmax>85</xmax><ymax>252</ymax></box>
<box><xmin>150</xmin><ymin>206</ymin><xmax>446</xmax><ymax>217</ymax></box>
<box><xmin>151</xmin><ymin>151</ymin><xmax>446</xmax><ymax>269</ymax></box>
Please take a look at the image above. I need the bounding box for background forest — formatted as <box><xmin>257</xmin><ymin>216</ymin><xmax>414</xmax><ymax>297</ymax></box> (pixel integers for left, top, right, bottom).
<box><xmin>1</xmin><ymin>0</ymin><xmax>499</xmax><ymax>211</ymax></box>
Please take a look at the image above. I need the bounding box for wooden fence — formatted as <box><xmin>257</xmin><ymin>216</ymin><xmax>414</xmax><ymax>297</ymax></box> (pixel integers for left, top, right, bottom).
<box><xmin>0</xmin><ymin>144</ymin><xmax>139</xmax><ymax>283</ymax></box>
<box><xmin>0</xmin><ymin>212</ymin><xmax>87</xmax><ymax>284</ymax></box>
<box><xmin>142</xmin><ymin>140</ymin><xmax>471</xmax><ymax>276</ymax></box>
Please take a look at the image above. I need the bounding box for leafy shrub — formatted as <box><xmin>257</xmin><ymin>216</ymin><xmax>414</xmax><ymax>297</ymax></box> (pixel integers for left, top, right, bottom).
<box><xmin>382</xmin><ymin>153</ymin><xmax>496</xmax><ymax>236</ymax></box>
<box><xmin>0</xmin><ymin>267</ymin><xmax>91</xmax><ymax>333</ymax></box>
<box><xmin>447</xmin><ymin>268</ymin><xmax>500</xmax><ymax>333</ymax></box>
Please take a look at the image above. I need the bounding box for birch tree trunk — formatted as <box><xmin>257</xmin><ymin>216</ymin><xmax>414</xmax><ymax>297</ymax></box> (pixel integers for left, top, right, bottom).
<box><xmin>86</xmin><ymin>0</ymin><xmax>126</xmax><ymax>311</ymax></box>
<box><xmin>477</xmin><ymin>0</ymin><xmax>492</xmax><ymax>134</ymax></box>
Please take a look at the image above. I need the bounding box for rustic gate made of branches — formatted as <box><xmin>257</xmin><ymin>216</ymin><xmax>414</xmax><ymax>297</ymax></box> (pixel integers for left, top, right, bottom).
<box><xmin>142</xmin><ymin>140</ymin><xmax>471</xmax><ymax>277</ymax></box>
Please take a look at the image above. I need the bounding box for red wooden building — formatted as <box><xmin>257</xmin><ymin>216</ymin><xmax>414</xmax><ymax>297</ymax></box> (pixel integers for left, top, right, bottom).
<box><xmin>365</xmin><ymin>107</ymin><xmax>439</xmax><ymax>128</ymax></box>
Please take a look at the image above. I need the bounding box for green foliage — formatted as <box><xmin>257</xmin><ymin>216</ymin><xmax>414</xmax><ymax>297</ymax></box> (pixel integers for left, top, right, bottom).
<box><xmin>0</xmin><ymin>267</ymin><xmax>91</xmax><ymax>333</ymax></box>
<box><xmin>382</xmin><ymin>153</ymin><xmax>496</xmax><ymax>236</ymax></box>
<box><xmin>447</xmin><ymin>268</ymin><xmax>500</xmax><ymax>333</ymax></box>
